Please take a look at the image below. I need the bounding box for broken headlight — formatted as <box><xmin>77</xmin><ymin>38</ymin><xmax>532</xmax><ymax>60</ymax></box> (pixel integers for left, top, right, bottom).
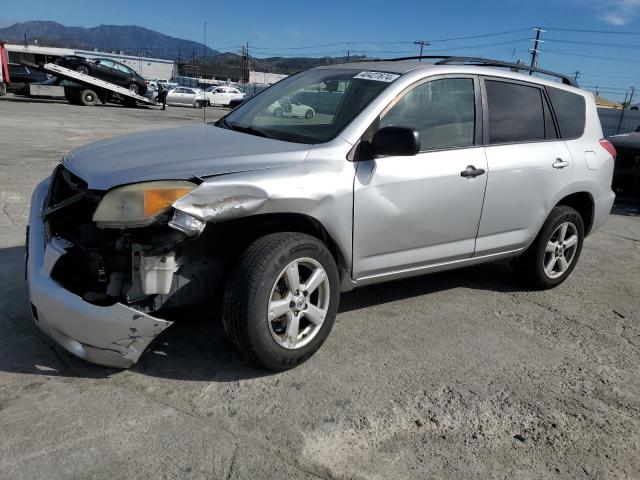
<box><xmin>93</xmin><ymin>180</ymin><xmax>196</xmax><ymax>228</ymax></box>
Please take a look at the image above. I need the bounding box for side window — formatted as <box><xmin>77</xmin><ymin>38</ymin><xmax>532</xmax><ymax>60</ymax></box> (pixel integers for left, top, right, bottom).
<box><xmin>485</xmin><ymin>80</ymin><xmax>551</xmax><ymax>144</ymax></box>
<box><xmin>98</xmin><ymin>59</ymin><xmax>114</xmax><ymax>69</ymax></box>
<box><xmin>546</xmin><ymin>87</ymin><xmax>586</xmax><ymax>139</ymax></box>
<box><xmin>113</xmin><ymin>63</ymin><xmax>131</xmax><ymax>74</ymax></box>
<box><xmin>380</xmin><ymin>78</ymin><xmax>476</xmax><ymax>151</ymax></box>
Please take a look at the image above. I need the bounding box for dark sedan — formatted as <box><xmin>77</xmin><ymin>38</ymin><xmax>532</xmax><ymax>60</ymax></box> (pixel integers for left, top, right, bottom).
<box><xmin>608</xmin><ymin>126</ymin><xmax>640</xmax><ymax>199</ymax></box>
<box><xmin>229</xmin><ymin>95</ymin><xmax>251</xmax><ymax>109</ymax></box>
<box><xmin>55</xmin><ymin>56</ymin><xmax>147</xmax><ymax>94</ymax></box>
<box><xmin>7</xmin><ymin>63</ymin><xmax>49</xmax><ymax>92</ymax></box>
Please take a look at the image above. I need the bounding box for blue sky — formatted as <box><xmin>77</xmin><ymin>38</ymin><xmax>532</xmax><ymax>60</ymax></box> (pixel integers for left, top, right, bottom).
<box><xmin>2</xmin><ymin>0</ymin><xmax>640</xmax><ymax>101</ymax></box>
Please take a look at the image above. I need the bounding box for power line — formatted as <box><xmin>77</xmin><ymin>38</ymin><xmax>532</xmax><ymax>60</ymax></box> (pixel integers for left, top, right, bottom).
<box><xmin>542</xmin><ymin>49</ymin><xmax>640</xmax><ymax>63</ymax></box>
<box><xmin>217</xmin><ymin>28</ymin><xmax>532</xmax><ymax>52</ymax></box>
<box><xmin>543</xmin><ymin>37</ymin><xmax>640</xmax><ymax>50</ymax></box>
<box><xmin>544</xmin><ymin>26</ymin><xmax>640</xmax><ymax>35</ymax></box>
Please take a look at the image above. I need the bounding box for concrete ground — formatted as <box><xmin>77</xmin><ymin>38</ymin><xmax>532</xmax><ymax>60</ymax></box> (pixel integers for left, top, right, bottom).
<box><xmin>0</xmin><ymin>95</ymin><xmax>639</xmax><ymax>479</ymax></box>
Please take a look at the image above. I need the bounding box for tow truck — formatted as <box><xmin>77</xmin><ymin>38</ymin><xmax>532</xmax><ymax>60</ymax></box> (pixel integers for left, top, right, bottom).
<box><xmin>21</xmin><ymin>61</ymin><xmax>157</xmax><ymax>107</ymax></box>
<box><xmin>0</xmin><ymin>42</ymin><xmax>9</xmax><ymax>96</ymax></box>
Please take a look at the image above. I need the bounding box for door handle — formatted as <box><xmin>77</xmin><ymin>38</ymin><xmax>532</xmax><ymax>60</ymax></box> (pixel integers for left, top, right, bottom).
<box><xmin>553</xmin><ymin>159</ymin><xmax>570</xmax><ymax>169</ymax></box>
<box><xmin>460</xmin><ymin>165</ymin><xmax>486</xmax><ymax>178</ymax></box>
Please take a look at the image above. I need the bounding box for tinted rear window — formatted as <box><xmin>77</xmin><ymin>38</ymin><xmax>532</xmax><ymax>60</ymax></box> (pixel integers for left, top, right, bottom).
<box><xmin>485</xmin><ymin>80</ymin><xmax>547</xmax><ymax>143</ymax></box>
<box><xmin>546</xmin><ymin>87</ymin><xmax>586</xmax><ymax>139</ymax></box>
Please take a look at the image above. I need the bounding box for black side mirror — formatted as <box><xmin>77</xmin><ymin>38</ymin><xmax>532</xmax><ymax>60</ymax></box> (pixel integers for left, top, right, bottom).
<box><xmin>370</xmin><ymin>126</ymin><xmax>420</xmax><ymax>157</ymax></box>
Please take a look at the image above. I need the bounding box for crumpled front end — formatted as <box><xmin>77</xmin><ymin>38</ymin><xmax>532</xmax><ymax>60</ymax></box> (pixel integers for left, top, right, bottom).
<box><xmin>26</xmin><ymin>166</ymin><xmax>218</xmax><ymax>368</ymax></box>
<box><xmin>27</xmin><ymin>177</ymin><xmax>174</xmax><ymax>368</ymax></box>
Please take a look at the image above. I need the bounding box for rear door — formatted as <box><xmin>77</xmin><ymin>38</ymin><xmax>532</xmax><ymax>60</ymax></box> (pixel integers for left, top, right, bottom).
<box><xmin>475</xmin><ymin>77</ymin><xmax>572</xmax><ymax>255</ymax></box>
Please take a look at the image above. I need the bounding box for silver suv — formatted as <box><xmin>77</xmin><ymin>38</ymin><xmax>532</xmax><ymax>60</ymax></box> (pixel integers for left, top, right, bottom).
<box><xmin>27</xmin><ymin>58</ymin><xmax>616</xmax><ymax>370</ymax></box>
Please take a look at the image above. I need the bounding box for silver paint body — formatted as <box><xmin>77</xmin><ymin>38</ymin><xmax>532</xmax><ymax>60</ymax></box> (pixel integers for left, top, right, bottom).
<box><xmin>27</xmin><ymin>62</ymin><xmax>615</xmax><ymax>367</ymax></box>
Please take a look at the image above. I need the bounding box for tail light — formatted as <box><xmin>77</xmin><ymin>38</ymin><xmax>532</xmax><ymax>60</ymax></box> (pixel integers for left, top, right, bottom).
<box><xmin>599</xmin><ymin>138</ymin><xmax>617</xmax><ymax>161</ymax></box>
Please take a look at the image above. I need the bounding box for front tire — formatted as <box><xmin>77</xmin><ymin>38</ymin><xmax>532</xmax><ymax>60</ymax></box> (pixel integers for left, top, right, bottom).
<box><xmin>223</xmin><ymin>232</ymin><xmax>340</xmax><ymax>371</ymax></box>
<box><xmin>76</xmin><ymin>64</ymin><xmax>90</xmax><ymax>75</ymax></box>
<box><xmin>516</xmin><ymin>205</ymin><xmax>584</xmax><ymax>289</ymax></box>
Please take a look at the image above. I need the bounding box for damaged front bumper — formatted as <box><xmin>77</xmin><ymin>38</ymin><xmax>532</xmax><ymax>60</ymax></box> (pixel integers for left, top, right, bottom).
<box><xmin>27</xmin><ymin>179</ymin><xmax>172</xmax><ymax>368</ymax></box>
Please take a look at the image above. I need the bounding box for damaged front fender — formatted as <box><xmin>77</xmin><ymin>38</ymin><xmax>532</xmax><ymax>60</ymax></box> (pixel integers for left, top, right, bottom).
<box><xmin>172</xmin><ymin>182</ymin><xmax>269</xmax><ymax>223</ymax></box>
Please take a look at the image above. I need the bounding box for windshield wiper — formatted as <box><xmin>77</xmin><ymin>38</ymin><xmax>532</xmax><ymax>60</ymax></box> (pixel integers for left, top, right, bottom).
<box><xmin>224</xmin><ymin>122</ymin><xmax>274</xmax><ymax>139</ymax></box>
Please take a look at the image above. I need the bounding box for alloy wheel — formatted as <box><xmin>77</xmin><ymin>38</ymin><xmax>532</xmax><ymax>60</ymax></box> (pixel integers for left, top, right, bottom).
<box><xmin>267</xmin><ymin>258</ymin><xmax>330</xmax><ymax>349</ymax></box>
<box><xmin>543</xmin><ymin>221</ymin><xmax>579</xmax><ymax>279</ymax></box>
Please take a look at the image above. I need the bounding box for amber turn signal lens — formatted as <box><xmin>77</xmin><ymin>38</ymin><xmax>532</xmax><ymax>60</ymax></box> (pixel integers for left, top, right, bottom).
<box><xmin>144</xmin><ymin>188</ymin><xmax>193</xmax><ymax>217</ymax></box>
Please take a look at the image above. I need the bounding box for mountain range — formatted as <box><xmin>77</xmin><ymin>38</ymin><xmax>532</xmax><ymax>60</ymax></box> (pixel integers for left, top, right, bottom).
<box><xmin>0</xmin><ymin>21</ymin><xmax>362</xmax><ymax>75</ymax></box>
<box><xmin>0</xmin><ymin>21</ymin><xmax>221</xmax><ymax>59</ymax></box>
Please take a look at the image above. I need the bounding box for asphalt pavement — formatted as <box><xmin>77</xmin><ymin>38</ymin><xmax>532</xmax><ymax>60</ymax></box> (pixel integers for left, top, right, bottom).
<box><xmin>1</xmin><ymin>95</ymin><xmax>639</xmax><ymax>479</ymax></box>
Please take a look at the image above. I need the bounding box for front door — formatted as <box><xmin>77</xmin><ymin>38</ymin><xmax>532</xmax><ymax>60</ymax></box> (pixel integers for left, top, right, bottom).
<box><xmin>353</xmin><ymin>76</ymin><xmax>488</xmax><ymax>279</ymax></box>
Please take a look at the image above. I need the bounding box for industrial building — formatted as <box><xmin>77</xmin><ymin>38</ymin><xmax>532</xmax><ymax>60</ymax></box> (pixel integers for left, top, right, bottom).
<box><xmin>5</xmin><ymin>43</ymin><xmax>175</xmax><ymax>80</ymax></box>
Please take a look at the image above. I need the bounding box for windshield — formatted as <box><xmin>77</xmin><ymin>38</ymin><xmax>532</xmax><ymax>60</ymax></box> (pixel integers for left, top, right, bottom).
<box><xmin>220</xmin><ymin>68</ymin><xmax>398</xmax><ymax>144</ymax></box>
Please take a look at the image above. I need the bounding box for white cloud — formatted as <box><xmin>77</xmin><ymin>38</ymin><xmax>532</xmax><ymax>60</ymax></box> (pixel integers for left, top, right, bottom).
<box><xmin>600</xmin><ymin>0</ymin><xmax>640</xmax><ymax>25</ymax></box>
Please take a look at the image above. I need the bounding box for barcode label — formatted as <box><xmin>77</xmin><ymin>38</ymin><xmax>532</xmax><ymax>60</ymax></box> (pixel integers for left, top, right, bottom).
<box><xmin>353</xmin><ymin>71</ymin><xmax>400</xmax><ymax>82</ymax></box>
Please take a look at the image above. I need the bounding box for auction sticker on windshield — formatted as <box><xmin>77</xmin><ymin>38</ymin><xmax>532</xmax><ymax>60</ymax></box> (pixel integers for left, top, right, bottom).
<box><xmin>353</xmin><ymin>71</ymin><xmax>400</xmax><ymax>82</ymax></box>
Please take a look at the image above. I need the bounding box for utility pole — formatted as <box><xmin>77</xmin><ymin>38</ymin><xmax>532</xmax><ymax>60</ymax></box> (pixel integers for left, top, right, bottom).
<box><xmin>616</xmin><ymin>89</ymin><xmax>630</xmax><ymax>134</ymax></box>
<box><xmin>629</xmin><ymin>86</ymin><xmax>636</xmax><ymax>106</ymax></box>
<box><xmin>346</xmin><ymin>49</ymin><xmax>350</xmax><ymax>62</ymax></box>
<box><xmin>203</xmin><ymin>21</ymin><xmax>207</xmax><ymax>123</ymax></box>
<box><xmin>240</xmin><ymin>45</ymin><xmax>245</xmax><ymax>85</ymax></box>
<box><xmin>572</xmin><ymin>70</ymin><xmax>581</xmax><ymax>83</ymax></box>
<box><xmin>529</xmin><ymin>27</ymin><xmax>544</xmax><ymax>74</ymax></box>
<box><xmin>245</xmin><ymin>42</ymin><xmax>250</xmax><ymax>84</ymax></box>
<box><xmin>414</xmin><ymin>40</ymin><xmax>429</xmax><ymax>60</ymax></box>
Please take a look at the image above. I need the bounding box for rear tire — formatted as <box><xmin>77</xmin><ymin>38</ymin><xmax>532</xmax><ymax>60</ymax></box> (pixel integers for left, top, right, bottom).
<box><xmin>78</xmin><ymin>89</ymin><xmax>98</xmax><ymax>106</ymax></box>
<box><xmin>516</xmin><ymin>205</ymin><xmax>584</xmax><ymax>289</ymax></box>
<box><xmin>223</xmin><ymin>232</ymin><xmax>340</xmax><ymax>371</ymax></box>
<box><xmin>127</xmin><ymin>82</ymin><xmax>140</xmax><ymax>94</ymax></box>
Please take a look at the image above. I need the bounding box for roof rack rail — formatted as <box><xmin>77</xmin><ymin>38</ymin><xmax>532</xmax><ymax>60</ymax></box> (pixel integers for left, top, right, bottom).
<box><xmin>370</xmin><ymin>55</ymin><xmax>577</xmax><ymax>87</ymax></box>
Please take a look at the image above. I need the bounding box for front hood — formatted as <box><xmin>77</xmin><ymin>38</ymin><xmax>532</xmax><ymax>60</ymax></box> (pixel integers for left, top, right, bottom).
<box><xmin>63</xmin><ymin>124</ymin><xmax>311</xmax><ymax>190</ymax></box>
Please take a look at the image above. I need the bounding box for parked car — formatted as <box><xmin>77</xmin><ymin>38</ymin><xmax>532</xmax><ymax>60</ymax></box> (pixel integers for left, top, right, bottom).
<box><xmin>7</xmin><ymin>63</ymin><xmax>49</xmax><ymax>92</ymax></box>
<box><xmin>165</xmin><ymin>87</ymin><xmax>207</xmax><ymax>108</ymax></box>
<box><xmin>205</xmin><ymin>86</ymin><xmax>245</xmax><ymax>106</ymax></box>
<box><xmin>27</xmin><ymin>60</ymin><xmax>615</xmax><ymax>372</ymax></box>
<box><xmin>267</xmin><ymin>96</ymin><xmax>315</xmax><ymax>118</ymax></box>
<box><xmin>55</xmin><ymin>56</ymin><xmax>147</xmax><ymax>94</ymax></box>
<box><xmin>229</xmin><ymin>95</ymin><xmax>251</xmax><ymax>109</ymax></box>
<box><xmin>608</xmin><ymin>126</ymin><xmax>640</xmax><ymax>198</ymax></box>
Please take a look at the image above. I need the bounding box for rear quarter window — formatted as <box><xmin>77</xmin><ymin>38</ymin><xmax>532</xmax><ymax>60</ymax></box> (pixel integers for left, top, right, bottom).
<box><xmin>546</xmin><ymin>87</ymin><xmax>586</xmax><ymax>139</ymax></box>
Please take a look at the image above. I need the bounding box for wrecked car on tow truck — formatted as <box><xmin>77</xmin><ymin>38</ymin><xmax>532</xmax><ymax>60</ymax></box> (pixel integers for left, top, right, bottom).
<box><xmin>27</xmin><ymin>59</ymin><xmax>615</xmax><ymax>370</ymax></box>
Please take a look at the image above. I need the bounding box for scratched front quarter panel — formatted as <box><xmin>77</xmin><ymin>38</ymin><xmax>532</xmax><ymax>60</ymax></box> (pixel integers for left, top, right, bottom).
<box><xmin>173</xmin><ymin>137</ymin><xmax>357</xmax><ymax>277</ymax></box>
